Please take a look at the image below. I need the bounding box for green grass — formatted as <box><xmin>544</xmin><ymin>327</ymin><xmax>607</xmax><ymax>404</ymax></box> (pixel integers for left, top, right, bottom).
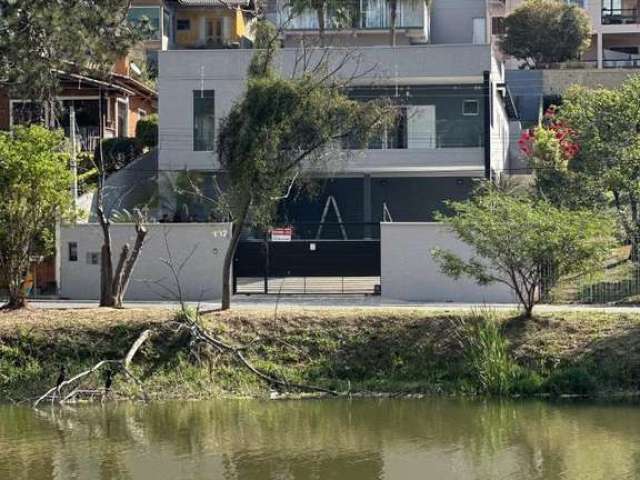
<box><xmin>1</xmin><ymin>307</ymin><xmax>640</xmax><ymax>402</ymax></box>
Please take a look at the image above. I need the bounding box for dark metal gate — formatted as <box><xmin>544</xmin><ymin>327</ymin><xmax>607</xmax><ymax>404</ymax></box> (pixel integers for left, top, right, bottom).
<box><xmin>233</xmin><ymin>223</ymin><xmax>381</xmax><ymax>295</ymax></box>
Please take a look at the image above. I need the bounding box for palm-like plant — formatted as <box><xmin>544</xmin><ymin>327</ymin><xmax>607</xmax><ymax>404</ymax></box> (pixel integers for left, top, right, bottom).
<box><xmin>386</xmin><ymin>0</ymin><xmax>430</xmax><ymax>46</ymax></box>
<box><xmin>288</xmin><ymin>0</ymin><xmax>348</xmax><ymax>44</ymax></box>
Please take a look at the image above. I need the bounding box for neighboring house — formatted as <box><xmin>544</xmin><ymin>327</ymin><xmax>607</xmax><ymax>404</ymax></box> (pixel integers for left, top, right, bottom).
<box><xmin>129</xmin><ymin>0</ymin><xmax>252</xmax><ymax>71</ymax></box>
<box><xmin>158</xmin><ymin>0</ymin><xmax>517</xmax><ymax>225</ymax></box>
<box><xmin>494</xmin><ymin>0</ymin><xmax>640</xmax><ymax>69</ymax></box>
<box><xmin>492</xmin><ymin>0</ymin><xmax>640</xmax><ymax>152</ymax></box>
<box><xmin>0</xmin><ymin>67</ymin><xmax>157</xmax><ymax>152</ymax></box>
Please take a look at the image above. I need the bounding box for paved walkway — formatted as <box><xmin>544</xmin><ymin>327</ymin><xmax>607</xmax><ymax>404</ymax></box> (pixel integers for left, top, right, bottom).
<box><xmin>20</xmin><ymin>296</ymin><xmax>640</xmax><ymax>313</ymax></box>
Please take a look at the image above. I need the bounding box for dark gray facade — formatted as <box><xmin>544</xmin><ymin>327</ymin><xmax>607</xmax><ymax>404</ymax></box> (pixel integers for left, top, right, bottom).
<box><xmin>278</xmin><ymin>176</ymin><xmax>475</xmax><ymax>226</ymax></box>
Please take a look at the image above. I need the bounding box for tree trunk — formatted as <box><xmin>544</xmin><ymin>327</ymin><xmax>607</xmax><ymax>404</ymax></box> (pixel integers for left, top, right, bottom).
<box><xmin>317</xmin><ymin>4</ymin><xmax>326</xmax><ymax>46</ymax></box>
<box><xmin>6</xmin><ymin>285</ymin><xmax>27</xmax><ymax>309</ymax></box>
<box><xmin>389</xmin><ymin>0</ymin><xmax>397</xmax><ymax>47</ymax></box>
<box><xmin>221</xmin><ymin>199</ymin><xmax>250</xmax><ymax>311</ymax></box>
<box><xmin>100</xmin><ymin>244</ymin><xmax>116</xmax><ymax>307</ymax></box>
<box><xmin>630</xmin><ymin>195</ymin><xmax>640</xmax><ymax>262</ymax></box>
<box><xmin>523</xmin><ymin>304</ymin><xmax>534</xmax><ymax>318</ymax></box>
<box><xmin>630</xmin><ymin>232</ymin><xmax>640</xmax><ymax>263</ymax></box>
<box><xmin>114</xmin><ymin>223</ymin><xmax>147</xmax><ymax>307</ymax></box>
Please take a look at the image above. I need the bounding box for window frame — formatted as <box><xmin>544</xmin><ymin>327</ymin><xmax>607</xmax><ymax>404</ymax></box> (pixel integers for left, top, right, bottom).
<box><xmin>462</xmin><ymin>99</ymin><xmax>480</xmax><ymax>117</ymax></box>
<box><xmin>177</xmin><ymin>18</ymin><xmax>191</xmax><ymax>31</ymax></box>
<box><xmin>68</xmin><ymin>242</ymin><xmax>78</xmax><ymax>262</ymax></box>
<box><xmin>86</xmin><ymin>252</ymin><xmax>100</xmax><ymax>265</ymax></box>
<box><xmin>193</xmin><ymin>90</ymin><xmax>216</xmax><ymax>152</ymax></box>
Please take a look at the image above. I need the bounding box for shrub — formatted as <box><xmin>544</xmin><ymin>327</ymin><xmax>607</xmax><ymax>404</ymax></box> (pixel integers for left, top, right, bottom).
<box><xmin>94</xmin><ymin>137</ymin><xmax>143</xmax><ymax>174</ymax></box>
<box><xmin>545</xmin><ymin>366</ymin><xmax>597</xmax><ymax>395</ymax></box>
<box><xmin>135</xmin><ymin>114</ymin><xmax>158</xmax><ymax>149</ymax></box>
<box><xmin>510</xmin><ymin>366</ymin><xmax>544</xmax><ymax>395</ymax></box>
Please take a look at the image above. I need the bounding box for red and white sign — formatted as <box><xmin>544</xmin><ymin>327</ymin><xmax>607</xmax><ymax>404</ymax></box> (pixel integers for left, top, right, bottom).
<box><xmin>271</xmin><ymin>227</ymin><xmax>293</xmax><ymax>242</ymax></box>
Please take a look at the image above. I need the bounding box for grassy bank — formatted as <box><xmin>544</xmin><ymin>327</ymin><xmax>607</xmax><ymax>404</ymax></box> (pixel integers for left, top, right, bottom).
<box><xmin>1</xmin><ymin>307</ymin><xmax>640</xmax><ymax>402</ymax></box>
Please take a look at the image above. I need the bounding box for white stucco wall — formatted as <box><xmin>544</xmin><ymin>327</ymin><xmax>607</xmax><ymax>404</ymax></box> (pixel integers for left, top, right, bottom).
<box><xmin>381</xmin><ymin>222</ymin><xmax>515</xmax><ymax>303</ymax></box>
<box><xmin>58</xmin><ymin>223</ymin><xmax>231</xmax><ymax>301</ymax></box>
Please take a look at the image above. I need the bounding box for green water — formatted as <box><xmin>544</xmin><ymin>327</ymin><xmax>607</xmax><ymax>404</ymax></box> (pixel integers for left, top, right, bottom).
<box><xmin>1</xmin><ymin>398</ymin><xmax>639</xmax><ymax>479</ymax></box>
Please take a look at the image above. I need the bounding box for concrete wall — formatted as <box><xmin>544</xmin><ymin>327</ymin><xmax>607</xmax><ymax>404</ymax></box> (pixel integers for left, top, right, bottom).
<box><xmin>490</xmin><ymin>55</ymin><xmax>511</xmax><ymax>177</ymax></box>
<box><xmin>58</xmin><ymin>223</ymin><xmax>231</xmax><ymax>301</ymax></box>
<box><xmin>430</xmin><ymin>0</ymin><xmax>487</xmax><ymax>44</ymax></box>
<box><xmin>381</xmin><ymin>222</ymin><xmax>515</xmax><ymax>302</ymax></box>
<box><xmin>541</xmin><ymin>68</ymin><xmax>640</xmax><ymax>95</ymax></box>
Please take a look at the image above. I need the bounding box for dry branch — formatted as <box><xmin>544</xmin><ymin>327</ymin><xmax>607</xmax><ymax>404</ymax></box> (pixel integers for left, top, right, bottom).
<box><xmin>177</xmin><ymin>317</ymin><xmax>340</xmax><ymax>396</ymax></box>
<box><xmin>124</xmin><ymin>329</ymin><xmax>152</xmax><ymax>369</ymax></box>
<box><xmin>33</xmin><ymin>328</ymin><xmax>153</xmax><ymax>408</ymax></box>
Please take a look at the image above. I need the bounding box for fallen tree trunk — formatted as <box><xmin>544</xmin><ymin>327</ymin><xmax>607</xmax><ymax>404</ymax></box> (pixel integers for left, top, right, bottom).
<box><xmin>33</xmin><ymin>329</ymin><xmax>153</xmax><ymax>407</ymax></box>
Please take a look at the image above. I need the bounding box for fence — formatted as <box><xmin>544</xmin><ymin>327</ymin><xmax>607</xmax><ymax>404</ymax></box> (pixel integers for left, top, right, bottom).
<box><xmin>541</xmin><ymin>244</ymin><xmax>640</xmax><ymax>305</ymax></box>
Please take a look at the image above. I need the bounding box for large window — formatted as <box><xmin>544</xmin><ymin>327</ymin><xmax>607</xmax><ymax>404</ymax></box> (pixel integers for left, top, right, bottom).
<box><xmin>346</xmin><ymin>86</ymin><xmax>484</xmax><ymax>149</ymax></box>
<box><xmin>193</xmin><ymin>90</ymin><xmax>215</xmax><ymax>152</ymax></box>
<box><xmin>117</xmin><ymin>100</ymin><xmax>128</xmax><ymax>138</ymax></box>
<box><xmin>127</xmin><ymin>7</ymin><xmax>161</xmax><ymax>40</ymax></box>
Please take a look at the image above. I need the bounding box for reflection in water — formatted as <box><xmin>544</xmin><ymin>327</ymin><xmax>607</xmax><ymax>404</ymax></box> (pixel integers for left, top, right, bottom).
<box><xmin>0</xmin><ymin>398</ymin><xmax>639</xmax><ymax>480</ymax></box>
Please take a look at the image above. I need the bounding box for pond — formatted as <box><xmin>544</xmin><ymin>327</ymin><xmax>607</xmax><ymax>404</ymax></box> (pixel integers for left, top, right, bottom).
<box><xmin>1</xmin><ymin>398</ymin><xmax>639</xmax><ymax>479</ymax></box>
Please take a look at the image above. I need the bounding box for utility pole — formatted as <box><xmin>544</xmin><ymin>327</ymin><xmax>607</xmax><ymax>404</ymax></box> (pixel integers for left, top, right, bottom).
<box><xmin>70</xmin><ymin>105</ymin><xmax>78</xmax><ymax>210</ymax></box>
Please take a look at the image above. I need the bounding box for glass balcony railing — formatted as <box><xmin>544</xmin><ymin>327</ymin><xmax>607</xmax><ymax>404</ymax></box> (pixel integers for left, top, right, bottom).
<box><xmin>283</xmin><ymin>0</ymin><xmax>425</xmax><ymax>30</ymax></box>
<box><xmin>602</xmin><ymin>8</ymin><xmax>640</xmax><ymax>24</ymax></box>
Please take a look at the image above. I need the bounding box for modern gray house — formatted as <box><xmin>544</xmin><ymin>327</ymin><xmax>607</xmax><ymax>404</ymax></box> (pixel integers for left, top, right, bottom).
<box><xmin>157</xmin><ymin>0</ymin><xmax>518</xmax><ymax>227</ymax></box>
<box><xmin>58</xmin><ymin>0</ymin><xmax>522</xmax><ymax>300</ymax></box>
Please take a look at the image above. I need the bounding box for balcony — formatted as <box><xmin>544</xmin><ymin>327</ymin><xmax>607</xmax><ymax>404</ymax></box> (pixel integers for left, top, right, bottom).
<box><xmin>271</xmin><ymin>0</ymin><xmax>430</xmax><ymax>41</ymax></box>
<box><xmin>602</xmin><ymin>7</ymin><xmax>640</xmax><ymax>24</ymax></box>
<box><xmin>322</xmin><ymin>147</ymin><xmax>485</xmax><ymax>176</ymax></box>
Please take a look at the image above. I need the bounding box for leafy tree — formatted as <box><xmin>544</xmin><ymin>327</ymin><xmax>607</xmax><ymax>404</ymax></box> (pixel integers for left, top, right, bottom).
<box><xmin>554</xmin><ymin>77</ymin><xmax>640</xmax><ymax>260</ymax></box>
<box><xmin>518</xmin><ymin>107</ymin><xmax>603</xmax><ymax>210</ymax></box>
<box><xmin>0</xmin><ymin>0</ymin><xmax>145</xmax><ymax>122</ymax></box>
<box><xmin>499</xmin><ymin>0</ymin><xmax>590</xmax><ymax>68</ymax></box>
<box><xmin>216</xmin><ymin>21</ymin><xmax>393</xmax><ymax>310</ymax></box>
<box><xmin>135</xmin><ymin>114</ymin><xmax>159</xmax><ymax>149</ymax></box>
<box><xmin>0</xmin><ymin>126</ymin><xmax>73</xmax><ymax>309</ymax></box>
<box><xmin>432</xmin><ymin>183</ymin><xmax>613</xmax><ymax>317</ymax></box>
